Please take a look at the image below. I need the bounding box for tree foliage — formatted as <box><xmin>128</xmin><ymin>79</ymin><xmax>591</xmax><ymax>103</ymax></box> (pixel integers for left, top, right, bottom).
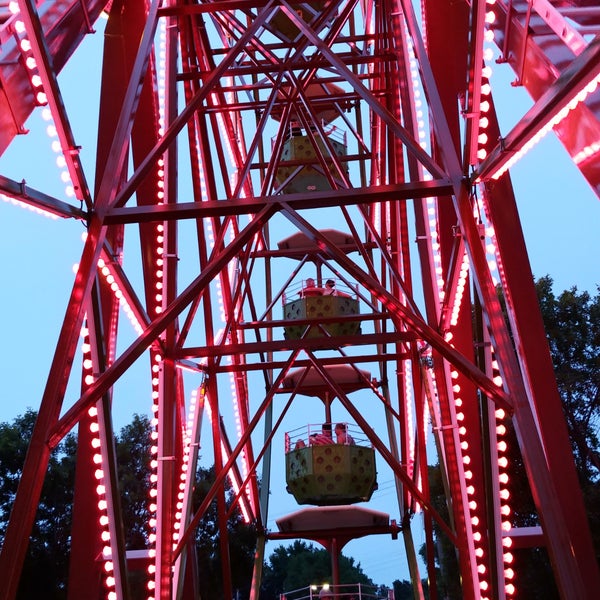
<box><xmin>406</xmin><ymin>277</ymin><xmax>600</xmax><ymax>599</ymax></box>
<box><xmin>0</xmin><ymin>409</ymin><xmax>76</xmax><ymax>599</ymax></box>
<box><xmin>0</xmin><ymin>411</ymin><xmax>378</xmax><ymax>599</ymax></box>
<box><xmin>116</xmin><ymin>413</ymin><xmax>155</xmax><ymax>549</ymax></box>
<box><xmin>480</xmin><ymin>278</ymin><xmax>598</xmax><ymax>597</ymax></box>
<box><xmin>192</xmin><ymin>464</ymin><xmax>257</xmax><ymax>599</ymax></box>
<box><xmin>481</xmin><ymin>277</ymin><xmax>600</xmax><ymax>597</ymax></box>
<box><xmin>4</xmin><ymin>276</ymin><xmax>597</xmax><ymax>598</ymax></box>
<box><xmin>260</xmin><ymin>540</ymin><xmax>375</xmax><ymax>599</ymax></box>
<box><xmin>421</xmin><ymin>465</ymin><xmax>462</xmax><ymax>600</ymax></box>
<box><xmin>392</xmin><ymin>579</ymin><xmax>416</xmax><ymax>600</ymax></box>
<box><xmin>0</xmin><ymin>412</ymin><xmax>258</xmax><ymax>599</ymax></box>
<box><xmin>535</xmin><ymin>276</ymin><xmax>600</xmax><ymax>482</ymax></box>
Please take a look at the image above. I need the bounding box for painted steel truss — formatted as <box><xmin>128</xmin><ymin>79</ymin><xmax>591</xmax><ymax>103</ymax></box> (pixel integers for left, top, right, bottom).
<box><xmin>0</xmin><ymin>0</ymin><xmax>599</xmax><ymax>599</ymax></box>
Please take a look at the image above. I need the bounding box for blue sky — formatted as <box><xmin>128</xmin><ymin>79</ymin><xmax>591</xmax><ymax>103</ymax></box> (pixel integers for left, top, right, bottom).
<box><xmin>506</xmin><ymin>128</ymin><xmax>600</xmax><ymax>295</ymax></box>
<box><xmin>1</xmin><ymin>17</ymin><xmax>599</xmax><ymax>589</ymax></box>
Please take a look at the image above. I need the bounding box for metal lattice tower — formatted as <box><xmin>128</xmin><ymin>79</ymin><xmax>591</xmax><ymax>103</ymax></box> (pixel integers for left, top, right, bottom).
<box><xmin>0</xmin><ymin>0</ymin><xmax>599</xmax><ymax>599</ymax></box>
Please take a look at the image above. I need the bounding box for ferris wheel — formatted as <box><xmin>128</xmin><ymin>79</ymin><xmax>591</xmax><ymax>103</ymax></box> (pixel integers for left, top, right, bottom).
<box><xmin>0</xmin><ymin>1</ymin><xmax>599</xmax><ymax>599</ymax></box>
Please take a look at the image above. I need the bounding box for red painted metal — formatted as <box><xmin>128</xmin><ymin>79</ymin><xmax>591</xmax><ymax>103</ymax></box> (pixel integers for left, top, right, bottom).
<box><xmin>489</xmin><ymin>0</ymin><xmax>600</xmax><ymax>196</ymax></box>
<box><xmin>0</xmin><ymin>0</ymin><xmax>599</xmax><ymax>599</ymax></box>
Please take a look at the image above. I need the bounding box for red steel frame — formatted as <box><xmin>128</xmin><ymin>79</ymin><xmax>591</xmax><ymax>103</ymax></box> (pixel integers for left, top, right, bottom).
<box><xmin>0</xmin><ymin>0</ymin><xmax>599</xmax><ymax>599</ymax></box>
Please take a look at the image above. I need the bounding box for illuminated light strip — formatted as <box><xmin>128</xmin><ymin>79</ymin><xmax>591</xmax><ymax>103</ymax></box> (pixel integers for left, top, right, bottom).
<box><xmin>157</xmin><ymin>27</ymin><xmax>167</xmax><ymax>138</ymax></box>
<box><xmin>200</xmin><ymin>59</ymin><xmax>258</xmax><ymax>523</ymax></box>
<box><xmin>405</xmin><ymin>31</ymin><xmax>446</xmax><ymax>311</ymax></box>
<box><xmin>490</xmin><ymin>77</ymin><xmax>599</xmax><ymax>180</ymax></box>
<box><xmin>147</xmin><ymin>19</ymin><xmax>169</xmax><ymax>599</ymax></box>
<box><xmin>483</xmin><ymin>224</ymin><xmax>500</xmax><ymax>287</ymax></box>
<box><xmin>449</xmin><ymin>254</ymin><xmax>470</xmax><ymax>327</ymax></box>
<box><xmin>153</xmin><ymin>221</ymin><xmax>165</xmax><ymax>318</ymax></box>
<box><xmin>427</xmin><ymin>197</ymin><xmax>445</xmax><ymax>302</ymax></box>
<box><xmin>203</xmin><ymin>396</ymin><xmax>251</xmax><ymax>523</ymax></box>
<box><xmin>75</xmin><ymin>234</ymin><xmax>144</xmax><ymax>336</ymax></box>
<box><xmin>7</xmin><ymin>5</ymin><xmax>75</xmax><ymax>202</ymax></box>
<box><xmin>438</xmin><ymin>333</ymin><xmax>495</xmax><ymax>598</ymax></box>
<box><xmin>404</xmin><ymin>360</ymin><xmax>415</xmax><ymax>482</ymax></box>
<box><xmin>472</xmin><ymin>196</ymin><xmax>501</xmax><ymax>289</ymax></box>
<box><xmin>220</xmin><ymin>444</ymin><xmax>251</xmax><ymax>524</ymax></box>
<box><xmin>401</xmin><ymin>26</ymin><xmax>430</xmax><ymax>168</ymax></box>
<box><xmin>146</xmin><ymin>350</ymin><xmax>161</xmax><ymax>600</ymax></box>
<box><xmin>222</xmin><ymin>297</ymin><xmax>253</xmax><ymax>517</ymax></box>
<box><xmin>79</xmin><ymin>325</ymin><xmax>118</xmax><ymax>600</ymax></box>
<box><xmin>227</xmin><ymin>355</ymin><xmax>252</xmax><ymax>514</ymax></box>
<box><xmin>172</xmin><ymin>383</ymin><xmax>205</xmax><ymax>598</ymax></box>
<box><xmin>227</xmin><ymin>294</ymin><xmax>253</xmax><ymax>511</ymax></box>
<box><xmin>212</xmin><ymin>90</ymin><xmax>247</xmax><ymax>201</ymax></box>
<box><xmin>205</xmin><ymin>219</ymin><xmax>225</xmax><ymax>320</ymax></box>
<box><xmin>372</xmin><ymin>200</ymin><xmax>382</xmax><ymax>240</ymax></box>
<box><xmin>481</xmin><ymin>51</ymin><xmax>600</xmax><ymax>181</ymax></box>
<box><xmin>9</xmin><ymin>2</ymin><xmax>48</xmax><ymax>106</ymax></box>
<box><xmin>205</xmin><ymin>212</ymin><xmax>253</xmax><ymax>516</ymax></box>
<box><xmin>475</xmin><ymin>80</ymin><xmax>492</xmax><ymax>162</ymax></box>
<box><xmin>171</xmin><ymin>400</ymin><xmax>193</xmax><ymax>551</ymax></box>
<box><xmin>41</xmin><ymin>107</ymin><xmax>77</xmax><ymax>198</ymax></box>
<box><xmin>222</xmin><ymin>219</ymin><xmax>251</xmax><ymax>504</ymax></box>
<box><xmin>475</xmin><ymin>0</ymin><xmax>496</xmax><ymax>164</ymax></box>
<box><xmin>96</xmin><ymin>257</ymin><xmax>144</xmax><ymax>336</ymax></box>
<box><xmin>491</xmin><ymin>358</ymin><xmax>515</xmax><ymax>598</ymax></box>
<box><xmin>406</xmin><ymin>48</ymin><xmax>430</xmax><ymax>155</ymax></box>
<box><xmin>173</xmin><ymin>387</ymin><xmax>201</xmax><ymax>548</ymax></box>
<box><xmin>404</xmin><ymin>357</ymin><xmax>427</xmax><ymax>510</ymax></box>
<box><xmin>573</xmin><ymin>139</ymin><xmax>600</xmax><ymax>164</ymax></box>
<box><xmin>0</xmin><ymin>192</ymin><xmax>59</xmax><ymax>219</ymax></box>
<box><xmin>409</xmin><ymin>3</ymin><xmax>490</xmax><ymax>568</ymax></box>
<box><xmin>73</xmin><ymin>247</ymin><xmax>149</xmax><ymax>599</ymax></box>
<box><xmin>450</xmin><ymin>366</ymin><xmax>490</xmax><ymax>597</ymax></box>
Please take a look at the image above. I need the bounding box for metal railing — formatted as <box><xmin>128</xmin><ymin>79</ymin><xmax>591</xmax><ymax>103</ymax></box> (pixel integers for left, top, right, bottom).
<box><xmin>279</xmin><ymin>582</ymin><xmax>393</xmax><ymax>600</ymax></box>
<box><xmin>285</xmin><ymin>423</ymin><xmax>369</xmax><ymax>452</ymax></box>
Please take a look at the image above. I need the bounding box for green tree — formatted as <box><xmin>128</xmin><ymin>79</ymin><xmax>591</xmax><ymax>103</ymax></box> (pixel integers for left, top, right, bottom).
<box><xmin>505</xmin><ymin>276</ymin><xmax>600</xmax><ymax>598</ymax></box>
<box><xmin>260</xmin><ymin>540</ymin><xmax>374</xmax><ymax>598</ymax></box>
<box><xmin>0</xmin><ymin>409</ymin><xmax>76</xmax><ymax>600</ymax></box>
<box><xmin>497</xmin><ymin>422</ymin><xmax>559</xmax><ymax>599</ymax></box>
<box><xmin>0</xmin><ymin>411</ymin><xmax>259</xmax><ymax>599</ymax></box>
<box><xmin>193</xmin><ymin>464</ymin><xmax>257</xmax><ymax>599</ymax></box>
<box><xmin>115</xmin><ymin>415</ymin><xmax>258</xmax><ymax>599</ymax></box>
<box><xmin>116</xmin><ymin>413</ymin><xmax>155</xmax><ymax>549</ymax></box>
<box><xmin>423</xmin><ymin>277</ymin><xmax>600</xmax><ymax>599</ymax></box>
<box><xmin>535</xmin><ymin>276</ymin><xmax>600</xmax><ymax>483</ymax></box>
<box><xmin>392</xmin><ymin>579</ymin><xmax>416</xmax><ymax>600</ymax></box>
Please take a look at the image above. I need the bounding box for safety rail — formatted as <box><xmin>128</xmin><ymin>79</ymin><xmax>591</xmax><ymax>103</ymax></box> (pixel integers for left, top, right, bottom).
<box><xmin>285</xmin><ymin>423</ymin><xmax>368</xmax><ymax>452</ymax></box>
<box><xmin>279</xmin><ymin>582</ymin><xmax>393</xmax><ymax>599</ymax></box>
<box><xmin>283</xmin><ymin>278</ymin><xmax>359</xmax><ymax>303</ymax></box>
